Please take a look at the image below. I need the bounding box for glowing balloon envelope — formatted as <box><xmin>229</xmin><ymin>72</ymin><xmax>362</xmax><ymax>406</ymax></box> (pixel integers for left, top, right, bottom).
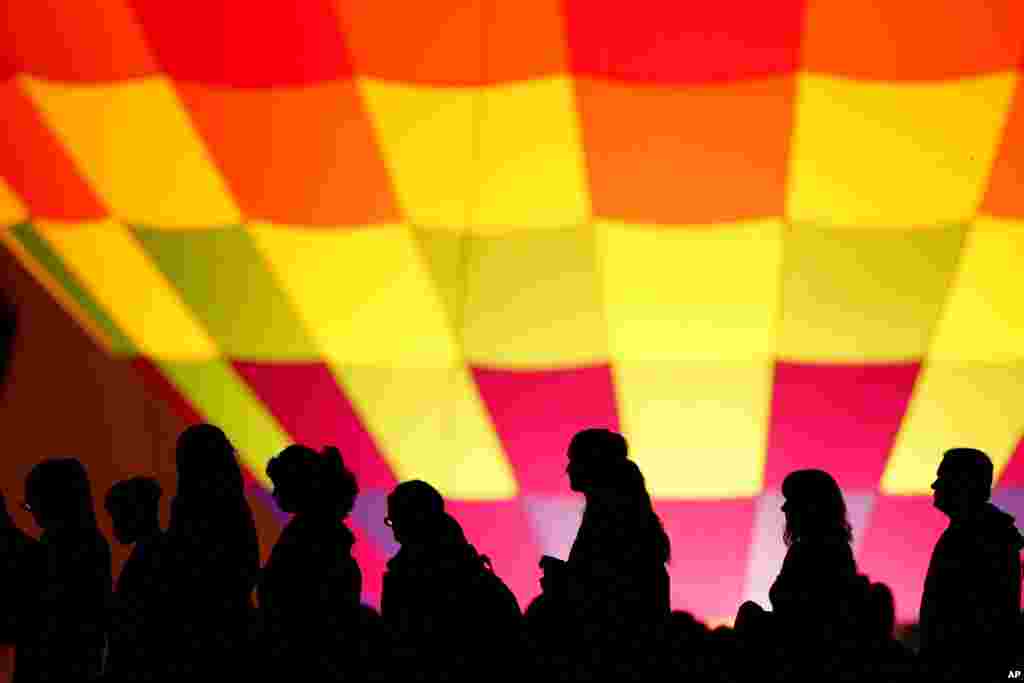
<box><xmin>2</xmin><ymin>1</ymin><xmax>1024</xmax><ymax>621</ymax></box>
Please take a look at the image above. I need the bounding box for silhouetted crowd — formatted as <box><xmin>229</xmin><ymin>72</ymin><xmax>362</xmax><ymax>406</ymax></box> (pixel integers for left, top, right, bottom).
<box><xmin>1</xmin><ymin>425</ymin><xmax>1021</xmax><ymax>682</ymax></box>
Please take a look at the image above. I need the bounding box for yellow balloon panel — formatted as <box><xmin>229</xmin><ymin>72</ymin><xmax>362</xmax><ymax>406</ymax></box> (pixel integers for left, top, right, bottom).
<box><xmin>359</xmin><ymin>80</ymin><xmax>477</xmax><ymax>229</ymax></box>
<box><xmin>22</xmin><ymin>77</ymin><xmax>240</xmax><ymax>227</ymax></box>
<box><xmin>336</xmin><ymin>364</ymin><xmax>517</xmax><ymax>499</ymax></box>
<box><xmin>473</xmin><ymin>77</ymin><xmax>591</xmax><ymax>229</ymax></box>
<box><xmin>777</xmin><ymin>224</ymin><xmax>964</xmax><ymax>362</ymax></box>
<box><xmin>787</xmin><ymin>73</ymin><xmax>1016</xmax><ymax>227</ymax></box>
<box><xmin>38</xmin><ymin>220</ymin><xmax>218</xmax><ymax>360</ymax></box>
<box><xmin>929</xmin><ymin>217</ymin><xmax>1024</xmax><ymax>363</ymax></box>
<box><xmin>600</xmin><ymin>219</ymin><xmax>783</xmax><ymax>362</ymax></box>
<box><xmin>461</xmin><ymin>226</ymin><xmax>607</xmax><ymax>367</ymax></box>
<box><xmin>882</xmin><ymin>362</ymin><xmax>1024</xmax><ymax>494</ymax></box>
<box><xmin>250</xmin><ymin>223</ymin><xmax>460</xmax><ymax>368</ymax></box>
<box><xmin>615</xmin><ymin>361</ymin><xmax>771</xmax><ymax>498</ymax></box>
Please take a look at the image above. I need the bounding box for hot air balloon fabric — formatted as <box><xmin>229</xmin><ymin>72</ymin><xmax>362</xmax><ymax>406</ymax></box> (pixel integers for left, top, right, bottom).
<box><xmin>2</xmin><ymin>0</ymin><xmax>1024</xmax><ymax>623</ymax></box>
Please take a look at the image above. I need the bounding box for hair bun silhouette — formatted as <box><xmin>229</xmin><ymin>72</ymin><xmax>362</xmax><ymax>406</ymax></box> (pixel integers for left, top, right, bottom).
<box><xmin>267</xmin><ymin>444</ymin><xmax>358</xmax><ymax>518</ymax></box>
<box><xmin>320</xmin><ymin>445</ymin><xmax>349</xmax><ymax>481</ymax></box>
<box><xmin>319</xmin><ymin>444</ymin><xmax>358</xmax><ymax>518</ymax></box>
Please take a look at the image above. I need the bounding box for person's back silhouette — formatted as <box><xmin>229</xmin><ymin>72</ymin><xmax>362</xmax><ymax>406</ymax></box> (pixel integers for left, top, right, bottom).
<box><xmin>162</xmin><ymin>424</ymin><xmax>259</xmax><ymax>679</ymax></box>
<box><xmin>258</xmin><ymin>444</ymin><xmax>362</xmax><ymax>680</ymax></box>
<box><xmin>15</xmin><ymin>458</ymin><xmax>111</xmax><ymax>682</ymax></box>
<box><xmin>858</xmin><ymin>581</ymin><xmax>915</xmax><ymax>680</ymax></box>
<box><xmin>919</xmin><ymin>448</ymin><xmax>1023</xmax><ymax>681</ymax></box>
<box><xmin>103</xmin><ymin>477</ymin><xmax>167</xmax><ymax>682</ymax></box>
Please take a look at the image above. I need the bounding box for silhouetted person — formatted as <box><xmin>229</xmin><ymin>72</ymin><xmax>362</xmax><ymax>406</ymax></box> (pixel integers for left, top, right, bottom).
<box><xmin>258</xmin><ymin>445</ymin><xmax>361</xmax><ymax>680</ymax></box>
<box><xmin>162</xmin><ymin>424</ymin><xmax>260</xmax><ymax>679</ymax></box>
<box><xmin>381</xmin><ymin>480</ymin><xmax>521</xmax><ymax>681</ymax></box>
<box><xmin>663</xmin><ymin>610</ymin><xmax>713</xmax><ymax>682</ymax></box>
<box><xmin>539</xmin><ymin>429</ymin><xmax>670</xmax><ymax>679</ymax></box>
<box><xmin>0</xmin><ymin>491</ymin><xmax>38</xmax><ymax>645</ymax></box>
<box><xmin>737</xmin><ymin>469</ymin><xmax>862</xmax><ymax>681</ymax></box>
<box><xmin>15</xmin><ymin>458</ymin><xmax>111</xmax><ymax>682</ymax></box>
<box><xmin>104</xmin><ymin>477</ymin><xmax>166</xmax><ymax>682</ymax></box>
<box><xmin>0</xmin><ymin>490</ymin><xmax>38</xmax><ymax>682</ymax></box>
<box><xmin>859</xmin><ymin>581</ymin><xmax>914</xmax><ymax>680</ymax></box>
<box><xmin>708</xmin><ymin>624</ymin><xmax>743</xmax><ymax>683</ymax></box>
<box><xmin>919</xmin><ymin>448</ymin><xmax>1024</xmax><ymax>681</ymax></box>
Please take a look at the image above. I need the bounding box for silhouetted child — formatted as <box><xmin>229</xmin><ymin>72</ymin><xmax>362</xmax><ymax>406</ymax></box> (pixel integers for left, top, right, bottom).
<box><xmin>15</xmin><ymin>458</ymin><xmax>111</xmax><ymax>682</ymax></box>
<box><xmin>162</xmin><ymin>424</ymin><xmax>260</xmax><ymax>679</ymax></box>
<box><xmin>919</xmin><ymin>448</ymin><xmax>1024</xmax><ymax>681</ymax></box>
<box><xmin>258</xmin><ymin>444</ymin><xmax>362</xmax><ymax>680</ymax></box>
<box><xmin>104</xmin><ymin>477</ymin><xmax>166</xmax><ymax>682</ymax></box>
<box><xmin>707</xmin><ymin>624</ymin><xmax>742</xmax><ymax>683</ymax></box>
<box><xmin>663</xmin><ymin>611</ymin><xmax>712</xmax><ymax>682</ymax></box>
<box><xmin>859</xmin><ymin>581</ymin><xmax>914</xmax><ymax>680</ymax></box>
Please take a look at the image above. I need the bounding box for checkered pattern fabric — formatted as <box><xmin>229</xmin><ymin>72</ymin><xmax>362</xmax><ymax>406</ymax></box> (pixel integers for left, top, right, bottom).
<box><xmin>3</xmin><ymin>0</ymin><xmax>1024</xmax><ymax>622</ymax></box>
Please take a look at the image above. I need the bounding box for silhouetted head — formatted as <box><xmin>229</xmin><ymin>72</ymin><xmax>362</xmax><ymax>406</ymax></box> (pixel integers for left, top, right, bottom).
<box><xmin>266</xmin><ymin>444</ymin><xmax>358</xmax><ymax>517</ymax></box>
<box><xmin>267</xmin><ymin>445</ymin><xmax>318</xmax><ymax>514</ymax></box>
<box><xmin>386</xmin><ymin>480</ymin><xmax>445</xmax><ymax>545</ymax></box>
<box><xmin>105</xmin><ymin>477</ymin><xmax>162</xmax><ymax>545</ymax></box>
<box><xmin>710</xmin><ymin>624</ymin><xmax>737</xmax><ymax>651</ymax></box>
<box><xmin>868</xmin><ymin>581</ymin><xmax>896</xmax><ymax>641</ymax></box>
<box><xmin>24</xmin><ymin>458</ymin><xmax>97</xmax><ymax>532</ymax></box>
<box><xmin>781</xmin><ymin>469</ymin><xmax>852</xmax><ymax>546</ymax></box>
<box><xmin>671</xmin><ymin>610</ymin><xmax>709</xmax><ymax>643</ymax></box>
<box><xmin>932</xmin><ymin>448</ymin><xmax>992</xmax><ymax>519</ymax></box>
<box><xmin>525</xmin><ymin>594</ymin><xmax>546</xmax><ymax>621</ymax></box>
<box><xmin>175</xmin><ymin>423</ymin><xmax>244</xmax><ymax>500</ymax></box>
<box><xmin>568</xmin><ymin>430</ymin><xmax>672</xmax><ymax>563</ymax></box>
<box><xmin>566</xmin><ymin>428</ymin><xmax>628</xmax><ymax>494</ymax></box>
